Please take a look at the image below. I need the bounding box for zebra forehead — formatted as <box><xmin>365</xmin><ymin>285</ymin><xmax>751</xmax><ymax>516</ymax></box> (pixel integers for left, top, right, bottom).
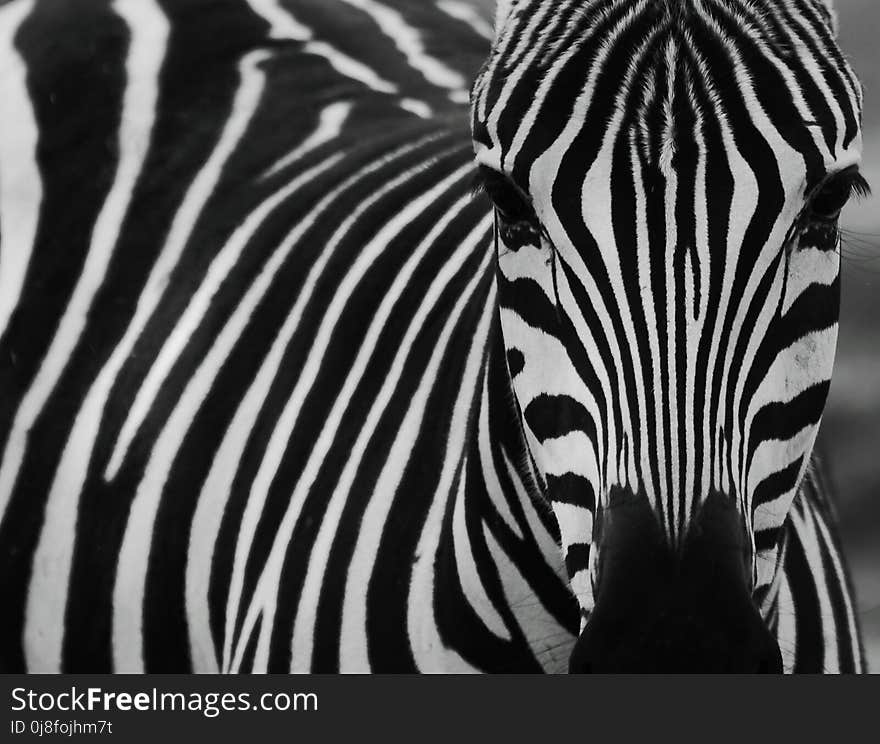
<box><xmin>474</xmin><ymin>0</ymin><xmax>860</xmax><ymax>193</ymax></box>
<box><xmin>496</xmin><ymin>0</ymin><xmax>838</xmax><ymax>26</ymax></box>
<box><xmin>489</xmin><ymin>0</ymin><xmax>839</xmax><ymax>59</ymax></box>
<box><xmin>478</xmin><ymin>1</ymin><xmax>854</xmax><ymax>111</ymax></box>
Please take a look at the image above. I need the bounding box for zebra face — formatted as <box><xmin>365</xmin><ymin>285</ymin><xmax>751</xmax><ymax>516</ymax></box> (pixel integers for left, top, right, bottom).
<box><xmin>471</xmin><ymin>0</ymin><xmax>865</xmax><ymax>667</ymax></box>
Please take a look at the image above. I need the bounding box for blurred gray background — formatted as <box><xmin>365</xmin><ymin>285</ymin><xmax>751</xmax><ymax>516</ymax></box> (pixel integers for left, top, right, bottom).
<box><xmin>825</xmin><ymin>0</ymin><xmax>880</xmax><ymax>673</ymax></box>
<box><xmin>468</xmin><ymin>0</ymin><xmax>880</xmax><ymax>671</ymax></box>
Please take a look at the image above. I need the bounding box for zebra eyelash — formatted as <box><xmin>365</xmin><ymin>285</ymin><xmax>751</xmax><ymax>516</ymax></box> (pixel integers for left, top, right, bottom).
<box><xmin>783</xmin><ymin>168</ymin><xmax>872</xmax><ymax>255</ymax></box>
<box><xmin>471</xmin><ymin>164</ymin><xmax>540</xmax><ymax>226</ymax></box>
<box><xmin>804</xmin><ymin>167</ymin><xmax>871</xmax><ymax>224</ymax></box>
<box><xmin>473</xmin><ymin>166</ymin><xmax>548</xmax><ymax>258</ymax></box>
<box><xmin>847</xmin><ymin>171</ymin><xmax>872</xmax><ymax>200</ymax></box>
<box><xmin>469</xmin><ymin>165</ymin><xmax>491</xmax><ymax>198</ymax></box>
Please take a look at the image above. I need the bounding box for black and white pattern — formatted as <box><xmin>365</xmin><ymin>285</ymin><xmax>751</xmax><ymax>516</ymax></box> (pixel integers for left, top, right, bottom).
<box><xmin>0</xmin><ymin>0</ymin><xmax>866</xmax><ymax>673</ymax></box>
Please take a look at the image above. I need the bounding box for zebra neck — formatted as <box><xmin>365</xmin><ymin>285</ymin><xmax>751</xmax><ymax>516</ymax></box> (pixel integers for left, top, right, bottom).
<box><xmin>411</xmin><ymin>316</ymin><xmax>577</xmax><ymax>672</ymax></box>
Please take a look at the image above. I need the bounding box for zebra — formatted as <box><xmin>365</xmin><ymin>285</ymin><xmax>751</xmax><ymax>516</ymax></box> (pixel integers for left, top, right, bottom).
<box><xmin>0</xmin><ymin>0</ymin><xmax>866</xmax><ymax>673</ymax></box>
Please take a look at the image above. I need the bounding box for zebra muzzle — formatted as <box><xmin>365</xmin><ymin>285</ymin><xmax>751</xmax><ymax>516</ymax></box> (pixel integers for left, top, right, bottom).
<box><xmin>569</xmin><ymin>491</ymin><xmax>783</xmax><ymax>673</ymax></box>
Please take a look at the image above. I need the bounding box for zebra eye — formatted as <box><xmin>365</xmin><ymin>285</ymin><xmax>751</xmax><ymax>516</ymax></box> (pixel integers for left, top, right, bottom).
<box><xmin>473</xmin><ymin>165</ymin><xmax>542</xmax><ymax>248</ymax></box>
<box><xmin>474</xmin><ymin>166</ymin><xmax>535</xmax><ymax>222</ymax></box>
<box><xmin>808</xmin><ymin>167</ymin><xmax>871</xmax><ymax>223</ymax></box>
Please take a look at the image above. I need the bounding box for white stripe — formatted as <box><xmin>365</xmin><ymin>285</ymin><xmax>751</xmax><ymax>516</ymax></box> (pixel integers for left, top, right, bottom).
<box><xmin>502</xmin><ymin>450</ymin><xmax>564</xmax><ymax>576</ymax></box>
<box><xmin>477</xmin><ymin>363</ymin><xmax>523</xmax><ymax>539</ymax></box>
<box><xmin>808</xmin><ymin>498</ymin><xmax>862</xmax><ymax>673</ymax></box>
<box><xmin>780</xmin><ymin>245</ymin><xmax>839</xmax><ymax>317</ymax></box>
<box><xmin>437</xmin><ymin>0</ymin><xmax>494</xmax><ymax>40</ymax></box>
<box><xmin>453</xmin><ymin>461</ymin><xmax>512</xmax><ymax>641</ymax></box>
<box><xmin>399</xmin><ymin>97</ymin><xmax>433</xmax><ymax>118</ymax></box>
<box><xmin>496</xmin><ymin>243</ymin><xmax>558</xmax><ymax>303</ymax></box>
<box><xmin>494</xmin><ymin>0</ymin><xmax>516</xmax><ymax>31</ymax></box>
<box><xmin>540</xmin><ymin>432</ymin><xmax>601</xmax><ymax>485</ymax></box>
<box><xmin>747</xmin><ymin>327</ymin><xmax>838</xmax><ymax>431</ymax></box>
<box><xmin>483</xmin><ymin>521</ymin><xmax>576</xmax><ymax>674</ymax></box>
<box><xmin>747</xmin><ymin>423</ymin><xmax>818</xmax><ymax>508</ymax></box>
<box><xmin>21</xmin><ymin>0</ymin><xmax>169</xmax><ymax>672</ymax></box>
<box><xmin>338</xmin><ymin>0</ymin><xmax>469</xmax><ymax>101</ymax></box>
<box><xmin>553</xmin><ymin>502</ymin><xmax>594</xmax><ymax>552</ymax></box>
<box><xmin>776</xmin><ymin>572</ymin><xmax>797</xmax><ymax>674</ymax></box>
<box><xmin>690</xmin><ymin>108</ymin><xmax>713</xmax><ymax>502</ymax></box>
<box><xmin>662</xmin><ymin>94</ymin><xmax>680</xmax><ymax>530</ymax></box>
<box><xmin>304</xmin><ymin>39</ymin><xmax>398</xmax><ymax>94</ymax></box>
<box><xmin>497</xmin><ymin>310</ymin><xmax>598</xmax><ymax>412</ymax></box>
<box><xmin>246</xmin><ymin>0</ymin><xmax>311</xmax><ymax>40</ymax></box>
<box><xmin>246</xmin><ymin>0</ymin><xmax>398</xmax><ymax>95</ymax></box>
<box><xmin>791</xmin><ymin>505</ymin><xmax>838</xmax><ymax>672</ymax></box>
<box><xmin>261</xmin><ymin>101</ymin><xmax>353</xmax><ymax>180</ymax></box>
<box><xmin>0</xmin><ymin>0</ymin><xmax>40</xmax><ymax>344</ymax></box>
<box><xmin>570</xmin><ymin>566</ymin><xmax>593</xmax><ymax>623</ymax></box>
<box><xmin>404</xmin><ymin>272</ymin><xmax>495</xmax><ymax>673</ymax></box>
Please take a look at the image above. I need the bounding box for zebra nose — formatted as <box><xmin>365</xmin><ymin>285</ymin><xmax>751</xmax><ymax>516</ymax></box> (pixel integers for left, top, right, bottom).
<box><xmin>568</xmin><ymin>601</ymin><xmax>783</xmax><ymax>673</ymax></box>
<box><xmin>568</xmin><ymin>489</ymin><xmax>783</xmax><ymax>673</ymax></box>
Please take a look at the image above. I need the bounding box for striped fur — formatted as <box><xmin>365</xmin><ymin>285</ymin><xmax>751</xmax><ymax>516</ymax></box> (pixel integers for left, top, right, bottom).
<box><xmin>0</xmin><ymin>0</ymin><xmax>864</xmax><ymax>672</ymax></box>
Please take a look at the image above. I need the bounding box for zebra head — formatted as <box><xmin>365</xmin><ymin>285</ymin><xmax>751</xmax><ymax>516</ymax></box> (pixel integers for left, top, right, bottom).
<box><xmin>471</xmin><ymin>0</ymin><xmax>866</xmax><ymax>671</ymax></box>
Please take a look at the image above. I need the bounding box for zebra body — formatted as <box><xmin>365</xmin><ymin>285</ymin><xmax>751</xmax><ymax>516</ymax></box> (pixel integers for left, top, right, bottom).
<box><xmin>0</xmin><ymin>0</ymin><xmax>865</xmax><ymax>672</ymax></box>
